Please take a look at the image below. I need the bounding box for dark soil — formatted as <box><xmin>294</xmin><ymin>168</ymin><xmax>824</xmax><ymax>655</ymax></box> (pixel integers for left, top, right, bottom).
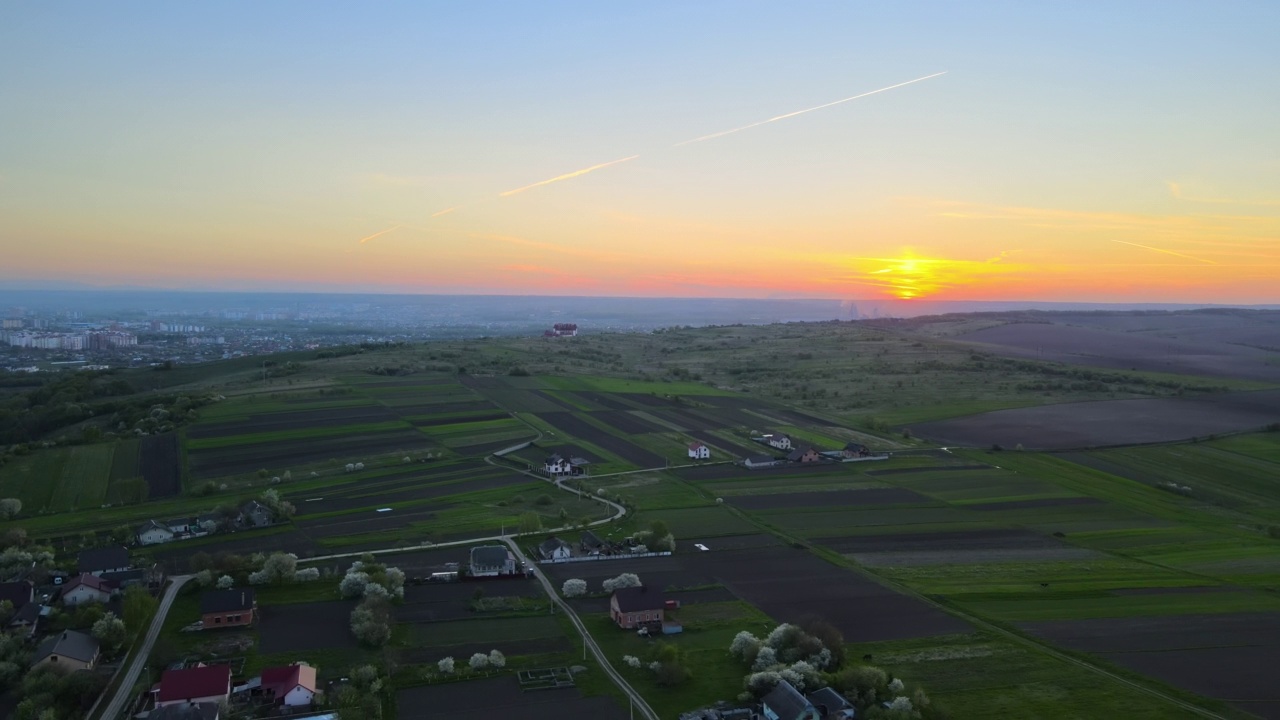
<box><xmin>726</xmin><ymin>488</ymin><xmax>930</xmax><ymax>511</ymax></box>
<box><xmin>912</xmin><ymin>389</ymin><xmax>1280</xmax><ymax>450</ymax></box>
<box><xmin>816</xmin><ymin>528</ymin><xmax>1066</xmax><ymax>553</ymax></box>
<box><xmin>187</xmin><ymin>406</ymin><xmax>399</xmax><ymax>439</ymax></box>
<box><xmin>966</xmin><ymin>496</ymin><xmax>1104</xmax><ymax>511</ymax></box>
<box><xmin>587</xmin><ymin>410</ymin><xmax>666</xmax><ymax>435</ymax></box>
<box><xmin>258</xmin><ymin>600</ymin><xmax>358</xmax><ymax>653</ymax></box>
<box><xmin>410</xmin><ymin>412</ymin><xmax>510</xmax><ymax>427</ymax></box>
<box><xmin>396</xmin><ymin>676</ymin><xmax>628</xmax><ymax>720</ymax></box>
<box><xmin>188</xmin><ymin>430</ymin><xmax>432</xmax><ymax>478</ymax></box>
<box><xmin>536</xmin><ymin>412</ymin><xmax>664</xmax><ymax>467</ymax></box>
<box><xmin>139</xmin><ymin>432</ymin><xmax>181</xmax><ymax>498</ymax></box>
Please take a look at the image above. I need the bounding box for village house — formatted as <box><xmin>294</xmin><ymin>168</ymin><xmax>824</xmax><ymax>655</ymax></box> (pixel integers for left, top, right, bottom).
<box><xmin>60</xmin><ymin>573</ymin><xmax>115</xmax><ymax>606</ymax></box>
<box><xmin>767</xmin><ymin>433</ymin><xmax>793</xmax><ymax>451</ymax></box>
<box><xmin>609</xmin><ymin>586</ymin><xmax>665</xmax><ymax>630</ymax></box>
<box><xmin>148</xmin><ymin>703</ymin><xmax>221</xmax><ymax>720</ymax></box>
<box><xmin>543</xmin><ymin>453</ymin><xmax>589</xmax><ymax>476</ymax></box>
<box><xmin>687</xmin><ymin>442</ymin><xmax>711</xmax><ymax>460</ymax></box>
<box><xmin>166</xmin><ymin>518</ymin><xmax>194</xmax><ymax>535</ymax></box>
<box><xmin>762</xmin><ymin>679</ymin><xmax>819</xmax><ymax>720</ymax></box>
<box><xmin>260</xmin><ymin>663</ymin><xmax>319</xmax><ymax>707</ymax></box>
<box><xmin>807</xmin><ymin>687</ymin><xmax>856</xmax><ymax>719</ymax></box>
<box><xmin>787</xmin><ymin>447</ymin><xmax>824</xmax><ymax>464</ymax></box>
<box><xmin>239</xmin><ymin>500</ymin><xmax>274</xmax><ymax>528</ymax></box>
<box><xmin>841</xmin><ymin>442</ymin><xmax>871</xmax><ymax>459</ymax></box>
<box><xmin>200</xmin><ymin>588</ymin><xmax>257</xmax><ymax>628</ymax></box>
<box><xmin>156</xmin><ymin>664</ymin><xmax>233</xmax><ymax>708</ymax></box>
<box><xmin>0</xmin><ymin>580</ymin><xmax>33</xmax><ymax>616</ymax></box>
<box><xmin>537</xmin><ymin>536</ymin><xmax>572</xmax><ymax>561</ymax></box>
<box><xmin>469</xmin><ymin>546</ymin><xmax>517</xmax><ymax>577</ymax></box>
<box><xmin>33</xmin><ymin>630</ymin><xmax>100</xmax><ymax>672</ymax></box>
<box><xmin>137</xmin><ymin>520</ymin><xmax>175</xmax><ymax>546</ymax></box>
<box><xmin>77</xmin><ymin>546</ymin><xmax>130</xmax><ymax>576</ymax></box>
<box><xmin>745</xmin><ymin>455</ymin><xmax>784</xmax><ymax>469</ymax></box>
<box><xmin>580</xmin><ymin>530</ymin><xmax>606</xmax><ymax>555</ymax></box>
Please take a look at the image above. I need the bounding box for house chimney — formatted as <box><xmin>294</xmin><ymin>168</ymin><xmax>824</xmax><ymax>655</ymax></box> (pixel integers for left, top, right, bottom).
<box><xmin>62</xmin><ymin>631</ymin><xmax>67</xmax><ymax>640</ymax></box>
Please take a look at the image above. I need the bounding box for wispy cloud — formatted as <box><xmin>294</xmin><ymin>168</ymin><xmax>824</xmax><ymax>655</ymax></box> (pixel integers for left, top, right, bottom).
<box><xmin>675</xmin><ymin>72</ymin><xmax>946</xmax><ymax>146</ymax></box>
<box><xmin>499</xmin><ymin>155</ymin><xmax>640</xmax><ymax>197</ymax></box>
<box><xmin>357</xmin><ymin>224</ymin><xmax>403</xmax><ymax>244</ymax></box>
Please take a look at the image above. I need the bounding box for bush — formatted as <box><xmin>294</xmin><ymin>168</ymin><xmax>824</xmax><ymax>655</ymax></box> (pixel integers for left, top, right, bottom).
<box><xmin>488</xmin><ymin>649</ymin><xmax>505</xmax><ymax>668</ymax></box>
<box><xmin>601</xmin><ymin>573</ymin><xmax>641</xmax><ymax>593</ymax></box>
<box><xmin>623</xmin><ymin>655</ymin><xmax>642</xmax><ymax>669</ymax></box>
<box><xmin>0</xmin><ymin>498</ymin><xmax>21</xmax><ymax>520</ymax></box>
<box><xmin>469</xmin><ymin>652</ymin><xmax>489</xmax><ymax>670</ymax></box>
<box><xmin>438</xmin><ymin>656</ymin><xmax>454</xmax><ymax>674</ymax></box>
<box><xmin>295</xmin><ymin>567</ymin><xmax>320</xmax><ymax>582</ymax></box>
<box><xmin>350</xmin><ymin>596</ymin><xmax>392</xmax><ymax>646</ymax></box>
<box><xmin>216</xmin><ymin>575</ymin><xmax>234</xmax><ymax>590</ymax></box>
<box><xmin>730</xmin><ymin>631</ymin><xmax>760</xmax><ymax>662</ymax></box>
<box><xmin>562</xmin><ymin>579</ymin><xmax>587</xmax><ymax>597</ymax></box>
<box><xmin>91</xmin><ymin>612</ymin><xmax>127</xmax><ymax>653</ymax></box>
<box><xmin>534</xmin><ymin>494</ymin><xmax>553</xmax><ymax>506</ymax></box>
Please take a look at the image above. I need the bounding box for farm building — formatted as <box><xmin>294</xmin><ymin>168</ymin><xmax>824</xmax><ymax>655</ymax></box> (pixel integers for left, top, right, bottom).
<box><xmin>33</xmin><ymin>630</ymin><xmax>99</xmax><ymax>671</ymax></box>
<box><xmin>687</xmin><ymin>442</ymin><xmax>711</xmax><ymax>460</ymax></box>
<box><xmin>156</xmin><ymin>664</ymin><xmax>233</xmax><ymax>708</ymax></box>
<box><xmin>537</xmin><ymin>536</ymin><xmax>572</xmax><ymax>561</ymax></box>
<box><xmin>609</xmin><ymin>586</ymin><xmax>665</xmax><ymax>629</ymax></box>
<box><xmin>200</xmin><ymin>588</ymin><xmax>256</xmax><ymax>628</ymax></box>
<box><xmin>60</xmin><ymin>573</ymin><xmax>115</xmax><ymax>606</ymax></box>
<box><xmin>137</xmin><ymin>519</ymin><xmax>175</xmax><ymax>545</ymax></box>
<box><xmin>147</xmin><ymin>702</ymin><xmax>221</xmax><ymax>720</ymax></box>
<box><xmin>544</xmin><ymin>453</ymin><xmax>589</xmax><ymax>476</ymax></box>
<box><xmin>260</xmin><ymin>663</ymin><xmax>319</xmax><ymax>707</ymax></box>
<box><xmin>766</xmin><ymin>434</ymin><xmax>793</xmax><ymax>451</ymax></box>
<box><xmin>807</xmin><ymin>687</ymin><xmax>856</xmax><ymax>719</ymax></box>
<box><xmin>469</xmin><ymin>546</ymin><xmax>517</xmax><ymax>577</ymax></box>
<box><xmin>745</xmin><ymin>455</ymin><xmax>784</xmax><ymax>469</ymax></box>
<box><xmin>240</xmin><ymin>500</ymin><xmax>273</xmax><ymax>528</ymax></box>
<box><xmin>762</xmin><ymin>679</ymin><xmax>818</xmax><ymax>720</ymax></box>
<box><xmin>841</xmin><ymin>442</ymin><xmax>871</xmax><ymax>459</ymax></box>
<box><xmin>787</xmin><ymin>447</ymin><xmax>824</xmax><ymax>464</ymax></box>
<box><xmin>580</xmin><ymin>530</ymin><xmax>606</xmax><ymax>554</ymax></box>
<box><xmin>77</xmin><ymin>546</ymin><xmax>130</xmax><ymax>576</ymax></box>
<box><xmin>165</xmin><ymin>518</ymin><xmax>193</xmax><ymax>534</ymax></box>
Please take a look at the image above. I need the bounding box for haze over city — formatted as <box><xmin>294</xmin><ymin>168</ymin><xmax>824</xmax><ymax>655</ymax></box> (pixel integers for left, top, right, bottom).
<box><xmin>2</xmin><ymin>3</ymin><xmax>1278</xmax><ymax>304</ymax></box>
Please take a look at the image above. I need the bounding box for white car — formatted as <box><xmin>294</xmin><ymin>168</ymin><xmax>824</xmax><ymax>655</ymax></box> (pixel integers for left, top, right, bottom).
<box><xmin>694</xmin><ymin>543</ymin><xmax>709</xmax><ymax>551</ymax></box>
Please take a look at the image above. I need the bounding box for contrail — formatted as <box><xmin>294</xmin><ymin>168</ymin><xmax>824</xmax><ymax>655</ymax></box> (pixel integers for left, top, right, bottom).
<box><xmin>499</xmin><ymin>155</ymin><xmax>640</xmax><ymax>197</ymax></box>
<box><xmin>1109</xmin><ymin>239</ymin><xmax>1217</xmax><ymax>265</ymax></box>
<box><xmin>675</xmin><ymin>72</ymin><xmax>947</xmax><ymax>146</ymax></box>
<box><xmin>357</xmin><ymin>224</ymin><xmax>403</xmax><ymax>244</ymax></box>
<box><xmin>430</xmin><ymin>207</ymin><xmax>456</xmax><ymax>218</ymax></box>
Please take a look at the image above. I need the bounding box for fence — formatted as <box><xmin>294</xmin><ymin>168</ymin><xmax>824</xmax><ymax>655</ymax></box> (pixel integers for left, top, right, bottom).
<box><xmin>540</xmin><ymin>551</ymin><xmax>672</xmax><ymax>564</ymax></box>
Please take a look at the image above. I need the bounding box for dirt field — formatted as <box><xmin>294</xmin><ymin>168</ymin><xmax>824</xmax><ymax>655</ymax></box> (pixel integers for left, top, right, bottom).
<box><xmin>187</xmin><ymin>429</ymin><xmax>432</xmax><ymax>478</ymax></box>
<box><xmin>536</xmin><ymin>412</ymin><xmax>664</xmax><ymax>467</ymax></box>
<box><xmin>398</xmin><ymin>578</ymin><xmax>544</xmax><ymax>623</ymax></box>
<box><xmin>587</xmin><ymin>410</ymin><xmax>666</xmax><ymax>435</ymax></box>
<box><xmin>258</xmin><ymin>600</ymin><xmax>358</xmax><ymax>653</ymax></box>
<box><xmin>139</xmin><ymin>432</ymin><xmax>181</xmax><ymax>498</ymax></box>
<box><xmin>726</xmin><ymin>488</ymin><xmax>929</xmax><ymax>510</ymax></box>
<box><xmin>1022</xmin><ymin>612</ymin><xmax>1280</xmax><ymax>718</ymax></box>
<box><xmin>817</xmin><ymin>529</ymin><xmax>1098</xmax><ymax>567</ymax></box>
<box><xmin>396</xmin><ymin>675</ymin><xmax>628</xmax><ymax>720</ymax></box>
<box><xmin>411</xmin><ymin>412</ymin><xmax>511</xmax><ymax>427</ymax></box>
<box><xmin>543</xmin><ymin>545</ymin><xmax>969</xmax><ymax>643</ymax></box>
<box><xmin>187</xmin><ymin>405</ymin><xmax>399</xmax><ymax>439</ymax></box>
<box><xmin>966</xmin><ymin>496</ymin><xmax>1104</xmax><ymax>511</ymax></box>
<box><xmin>912</xmin><ymin>389</ymin><xmax>1280</xmax><ymax>450</ymax></box>
<box><xmin>958</xmin><ymin>321</ymin><xmax>1280</xmax><ymax>383</ymax></box>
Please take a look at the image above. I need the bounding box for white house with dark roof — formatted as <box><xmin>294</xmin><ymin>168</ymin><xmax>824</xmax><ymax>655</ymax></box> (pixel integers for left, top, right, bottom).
<box><xmin>61</xmin><ymin>573</ymin><xmax>116</xmax><ymax>606</ymax></box>
<box><xmin>469</xmin><ymin>546</ymin><xmax>516</xmax><ymax>577</ymax></box>
<box><xmin>767</xmin><ymin>434</ymin><xmax>793</xmax><ymax>451</ymax></box>
<box><xmin>543</xmin><ymin>453</ymin><xmax>589</xmax><ymax>476</ymax></box>
<box><xmin>138</xmin><ymin>520</ymin><xmax>175</xmax><ymax>545</ymax></box>
<box><xmin>762</xmin><ymin>679</ymin><xmax>819</xmax><ymax>720</ymax></box>
<box><xmin>77</xmin><ymin>546</ymin><xmax>130</xmax><ymax>576</ymax></box>
<box><xmin>33</xmin><ymin>630</ymin><xmax>100</xmax><ymax>671</ymax></box>
<box><xmin>687</xmin><ymin>442</ymin><xmax>711</xmax><ymax>460</ymax></box>
<box><xmin>537</xmin><ymin>536</ymin><xmax>572</xmax><ymax>561</ymax></box>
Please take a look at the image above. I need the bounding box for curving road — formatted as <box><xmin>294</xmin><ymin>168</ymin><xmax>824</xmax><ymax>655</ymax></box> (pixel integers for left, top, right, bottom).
<box><xmin>92</xmin><ymin>574</ymin><xmax>192</xmax><ymax>720</ymax></box>
<box><xmin>504</xmin><ymin>537</ymin><xmax>659</xmax><ymax>720</ymax></box>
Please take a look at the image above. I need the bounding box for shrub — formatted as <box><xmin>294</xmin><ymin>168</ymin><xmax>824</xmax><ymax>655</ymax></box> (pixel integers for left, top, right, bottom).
<box><xmin>623</xmin><ymin>655</ymin><xmax>642</xmax><ymax>669</ymax></box>
<box><xmin>752</xmin><ymin>646</ymin><xmax>778</xmax><ymax>671</ymax></box>
<box><xmin>438</xmin><ymin>656</ymin><xmax>454</xmax><ymax>674</ymax></box>
<box><xmin>601</xmin><ymin>573</ymin><xmax>641</xmax><ymax>593</ymax></box>
<box><xmin>216</xmin><ymin>575</ymin><xmax>234</xmax><ymax>590</ymax></box>
<box><xmin>91</xmin><ymin>612</ymin><xmax>127</xmax><ymax>653</ymax></box>
<box><xmin>730</xmin><ymin>631</ymin><xmax>760</xmax><ymax>662</ymax></box>
<box><xmin>0</xmin><ymin>498</ymin><xmax>21</xmax><ymax>520</ymax></box>
<box><xmin>469</xmin><ymin>653</ymin><xmax>489</xmax><ymax>670</ymax></box>
<box><xmin>889</xmin><ymin>677</ymin><xmax>905</xmax><ymax>693</ymax></box>
<box><xmin>295</xmin><ymin>567</ymin><xmax>320</xmax><ymax>582</ymax></box>
<box><xmin>350</xmin><ymin>596</ymin><xmax>392</xmax><ymax>646</ymax></box>
<box><xmin>488</xmin><ymin>649</ymin><xmax>505</xmax><ymax>668</ymax></box>
<box><xmin>562</xmin><ymin>579</ymin><xmax>587</xmax><ymax>597</ymax></box>
<box><xmin>534</xmin><ymin>494</ymin><xmax>553</xmax><ymax>506</ymax></box>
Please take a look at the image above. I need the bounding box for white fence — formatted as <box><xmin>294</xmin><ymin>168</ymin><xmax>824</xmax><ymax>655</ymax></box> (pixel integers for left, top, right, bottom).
<box><xmin>540</xmin><ymin>551</ymin><xmax>672</xmax><ymax>565</ymax></box>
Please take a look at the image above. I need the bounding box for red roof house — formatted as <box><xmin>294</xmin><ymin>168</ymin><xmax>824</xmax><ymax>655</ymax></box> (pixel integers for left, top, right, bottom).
<box><xmin>157</xmin><ymin>664</ymin><xmax>232</xmax><ymax>707</ymax></box>
<box><xmin>261</xmin><ymin>663</ymin><xmax>319</xmax><ymax>707</ymax></box>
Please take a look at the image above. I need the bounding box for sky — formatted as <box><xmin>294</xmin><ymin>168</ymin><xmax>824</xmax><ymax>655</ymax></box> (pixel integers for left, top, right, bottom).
<box><xmin>1</xmin><ymin>2</ymin><xmax>1278</xmax><ymax>302</ymax></box>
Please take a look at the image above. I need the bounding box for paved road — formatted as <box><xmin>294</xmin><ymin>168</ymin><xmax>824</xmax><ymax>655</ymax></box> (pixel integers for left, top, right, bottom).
<box><xmin>92</xmin><ymin>574</ymin><xmax>192</xmax><ymax>720</ymax></box>
<box><xmin>504</xmin><ymin>537</ymin><xmax>658</xmax><ymax>720</ymax></box>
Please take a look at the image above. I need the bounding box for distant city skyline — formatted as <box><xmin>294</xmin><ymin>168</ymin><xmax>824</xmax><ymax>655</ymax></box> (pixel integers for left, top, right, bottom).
<box><xmin>2</xmin><ymin>3</ymin><xmax>1278</xmax><ymax>302</ymax></box>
